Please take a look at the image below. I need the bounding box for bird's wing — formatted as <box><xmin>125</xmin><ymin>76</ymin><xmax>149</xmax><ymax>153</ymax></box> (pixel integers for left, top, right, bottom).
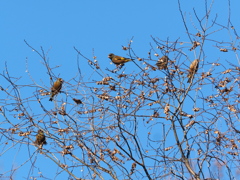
<box><xmin>115</xmin><ymin>56</ymin><xmax>126</xmax><ymax>60</ymax></box>
<box><xmin>52</xmin><ymin>81</ymin><xmax>62</xmax><ymax>92</ymax></box>
<box><xmin>190</xmin><ymin>59</ymin><xmax>199</xmax><ymax>70</ymax></box>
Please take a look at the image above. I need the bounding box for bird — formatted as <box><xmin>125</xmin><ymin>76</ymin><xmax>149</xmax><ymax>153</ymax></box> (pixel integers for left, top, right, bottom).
<box><xmin>35</xmin><ymin>129</ymin><xmax>47</xmax><ymax>148</ymax></box>
<box><xmin>156</xmin><ymin>55</ymin><xmax>169</xmax><ymax>70</ymax></box>
<box><xmin>108</xmin><ymin>53</ymin><xmax>133</xmax><ymax>65</ymax></box>
<box><xmin>187</xmin><ymin>59</ymin><xmax>199</xmax><ymax>83</ymax></box>
<box><xmin>49</xmin><ymin>78</ymin><xmax>63</xmax><ymax>101</ymax></box>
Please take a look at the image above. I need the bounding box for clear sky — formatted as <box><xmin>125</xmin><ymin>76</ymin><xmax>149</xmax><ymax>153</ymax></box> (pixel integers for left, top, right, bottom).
<box><xmin>1</xmin><ymin>1</ymin><xmax>238</xmax><ymax>72</ymax></box>
<box><xmin>0</xmin><ymin>0</ymin><xmax>239</xmax><ymax>179</ymax></box>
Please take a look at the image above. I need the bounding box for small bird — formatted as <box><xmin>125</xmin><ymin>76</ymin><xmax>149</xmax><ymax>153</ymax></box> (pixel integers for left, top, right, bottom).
<box><xmin>156</xmin><ymin>55</ymin><xmax>169</xmax><ymax>70</ymax></box>
<box><xmin>49</xmin><ymin>78</ymin><xmax>63</xmax><ymax>101</ymax></box>
<box><xmin>108</xmin><ymin>53</ymin><xmax>133</xmax><ymax>65</ymax></box>
<box><xmin>187</xmin><ymin>59</ymin><xmax>199</xmax><ymax>83</ymax></box>
<box><xmin>35</xmin><ymin>129</ymin><xmax>47</xmax><ymax>148</ymax></box>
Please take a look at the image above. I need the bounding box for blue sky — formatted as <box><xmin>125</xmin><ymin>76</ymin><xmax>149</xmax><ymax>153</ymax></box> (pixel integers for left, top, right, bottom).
<box><xmin>1</xmin><ymin>1</ymin><xmax>238</xmax><ymax>69</ymax></box>
<box><xmin>1</xmin><ymin>1</ymin><xmax>238</xmax><ymax>73</ymax></box>
<box><xmin>1</xmin><ymin>0</ymin><xmax>239</xmax><ymax>179</ymax></box>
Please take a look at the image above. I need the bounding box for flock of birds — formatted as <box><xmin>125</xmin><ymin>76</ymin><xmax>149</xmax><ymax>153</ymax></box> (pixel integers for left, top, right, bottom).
<box><xmin>34</xmin><ymin>53</ymin><xmax>199</xmax><ymax>148</ymax></box>
<box><xmin>108</xmin><ymin>53</ymin><xmax>199</xmax><ymax>83</ymax></box>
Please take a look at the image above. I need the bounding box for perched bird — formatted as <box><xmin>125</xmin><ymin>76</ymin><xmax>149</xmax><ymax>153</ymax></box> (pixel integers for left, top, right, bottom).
<box><xmin>156</xmin><ymin>55</ymin><xmax>169</xmax><ymax>70</ymax></box>
<box><xmin>49</xmin><ymin>78</ymin><xmax>63</xmax><ymax>101</ymax></box>
<box><xmin>35</xmin><ymin>129</ymin><xmax>47</xmax><ymax>148</ymax></box>
<box><xmin>108</xmin><ymin>53</ymin><xmax>133</xmax><ymax>65</ymax></box>
<box><xmin>187</xmin><ymin>59</ymin><xmax>199</xmax><ymax>83</ymax></box>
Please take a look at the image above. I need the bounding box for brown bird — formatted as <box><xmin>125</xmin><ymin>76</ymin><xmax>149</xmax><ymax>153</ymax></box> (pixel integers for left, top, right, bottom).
<box><xmin>35</xmin><ymin>129</ymin><xmax>47</xmax><ymax>148</ymax></box>
<box><xmin>156</xmin><ymin>55</ymin><xmax>169</xmax><ymax>70</ymax></box>
<box><xmin>187</xmin><ymin>59</ymin><xmax>199</xmax><ymax>83</ymax></box>
<box><xmin>108</xmin><ymin>53</ymin><xmax>133</xmax><ymax>65</ymax></box>
<box><xmin>49</xmin><ymin>78</ymin><xmax>63</xmax><ymax>101</ymax></box>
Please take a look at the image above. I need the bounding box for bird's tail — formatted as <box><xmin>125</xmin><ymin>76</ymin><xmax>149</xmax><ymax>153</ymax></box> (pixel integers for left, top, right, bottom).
<box><xmin>125</xmin><ymin>58</ymin><xmax>133</xmax><ymax>62</ymax></box>
<box><xmin>187</xmin><ymin>72</ymin><xmax>193</xmax><ymax>83</ymax></box>
<box><xmin>187</xmin><ymin>73</ymin><xmax>193</xmax><ymax>83</ymax></box>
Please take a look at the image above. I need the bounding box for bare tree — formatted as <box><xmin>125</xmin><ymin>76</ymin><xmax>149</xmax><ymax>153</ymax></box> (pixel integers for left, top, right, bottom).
<box><xmin>0</xmin><ymin>0</ymin><xmax>239</xmax><ymax>179</ymax></box>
